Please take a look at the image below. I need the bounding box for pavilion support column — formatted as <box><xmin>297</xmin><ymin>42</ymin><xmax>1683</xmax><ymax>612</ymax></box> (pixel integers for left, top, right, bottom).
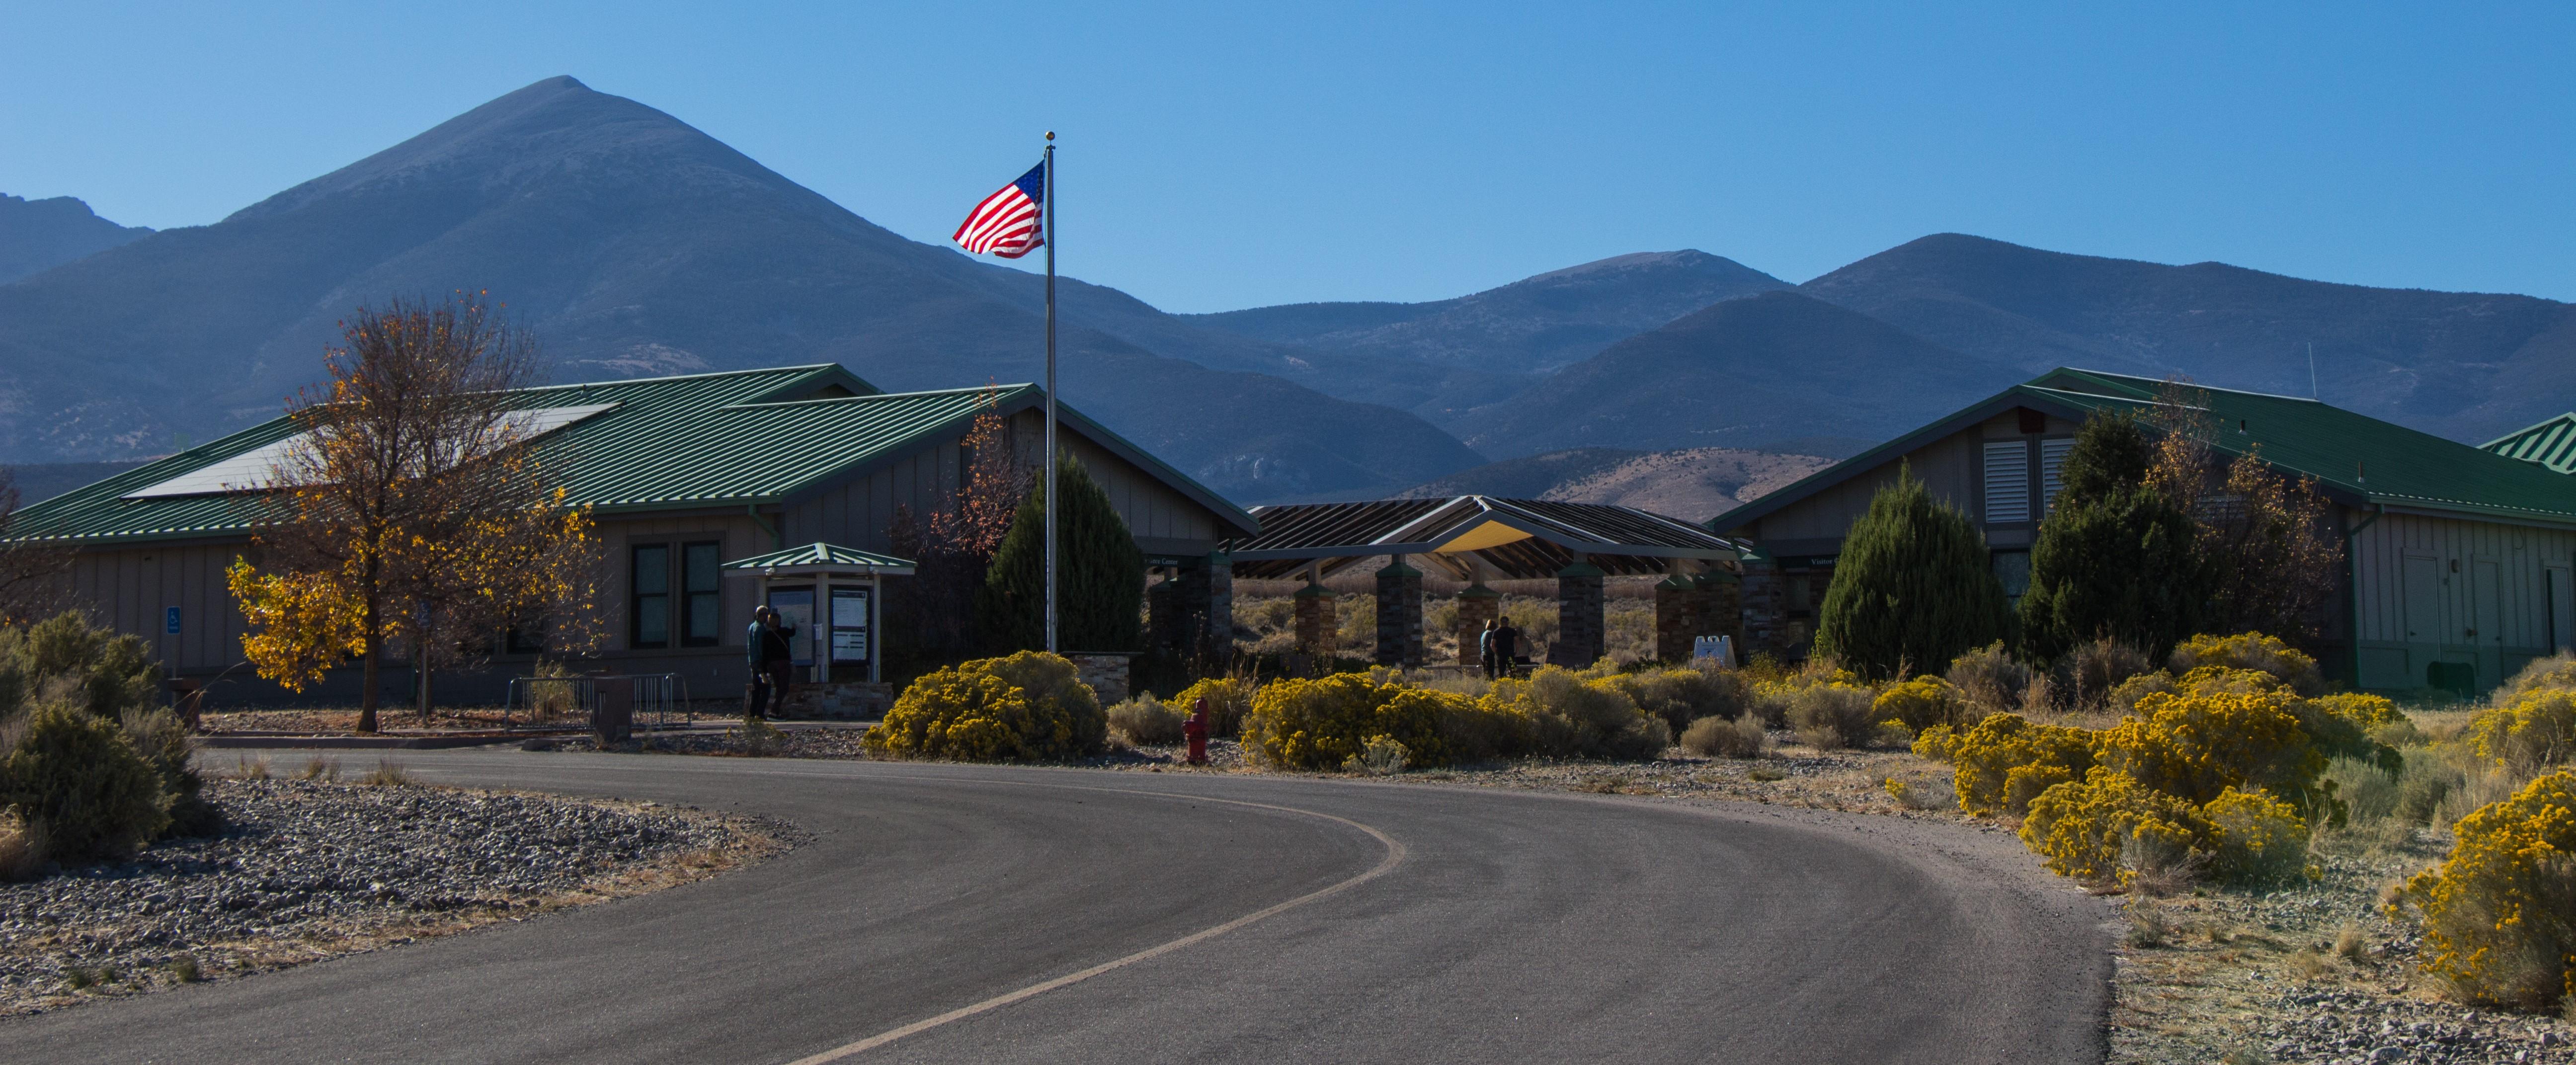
<box><xmin>1700</xmin><ymin>569</ymin><xmax>1744</xmax><ymax>666</ymax></box>
<box><xmin>1551</xmin><ymin>555</ymin><xmax>1606</xmax><ymax>667</ymax></box>
<box><xmin>1150</xmin><ymin>553</ymin><xmax>1232</xmax><ymax>660</ymax></box>
<box><xmin>1374</xmin><ymin>556</ymin><xmax>1424</xmax><ymax>667</ymax></box>
<box><xmin>1146</xmin><ymin>568</ymin><xmax>1182</xmax><ymax>657</ymax></box>
<box><xmin>1293</xmin><ymin>580</ymin><xmax>1333</xmax><ymax>660</ymax></box>
<box><xmin>1200</xmin><ymin>551</ymin><xmax>1233</xmax><ymax>660</ymax></box>
<box><xmin>1455</xmin><ymin>579</ymin><xmax>1501</xmax><ymax>667</ymax></box>
<box><xmin>1654</xmin><ymin>571</ymin><xmax>1698</xmax><ymax>664</ymax></box>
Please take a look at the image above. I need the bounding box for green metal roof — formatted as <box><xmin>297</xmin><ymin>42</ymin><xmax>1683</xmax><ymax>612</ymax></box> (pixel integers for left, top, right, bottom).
<box><xmin>11</xmin><ymin>363</ymin><xmax>1258</xmax><ymax>545</ymax></box>
<box><xmin>723</xmin><ymin>542</ymin><xmax>915</xmax><ymax>573</ymax></box>
<box><xmin>2482</xmin><ymin>413</ymin><xmax>2576</xmax><ymax>476</ymax></box>
<box><xmin>1714</xmin><ymin>367</ymin><xmax>2576</xmax><ymax>532</ymax></box>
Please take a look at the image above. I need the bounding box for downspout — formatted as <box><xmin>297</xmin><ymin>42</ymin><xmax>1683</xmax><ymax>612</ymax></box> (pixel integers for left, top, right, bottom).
<box><xmin>2341</xmin><ymin>502</ymin><xmax>2384</xmax><ymax>689</ymax></box>
<box><xmin>748</xmin><ymin>502</ymin><xmax>783</xmax><ymax>552</ymax></box>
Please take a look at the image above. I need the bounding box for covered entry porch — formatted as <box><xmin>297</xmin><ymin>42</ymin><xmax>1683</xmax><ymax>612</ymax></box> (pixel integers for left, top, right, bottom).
<box><xmin>1221</xmin><ymin>496</ymin><xmax>1746</xmax><ymax>667</ymax></box>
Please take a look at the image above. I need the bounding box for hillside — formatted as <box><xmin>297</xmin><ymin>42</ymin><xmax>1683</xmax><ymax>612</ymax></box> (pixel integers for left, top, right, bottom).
<box><xmin>1450</xmin><ymin>290</ymin><xmax>2025</xmax><ymax>459</ymax></box>
<box><xmin>0</xmin><ymin>193</ymin><xmax>150</xmax><ymax>283</ymax></box>
<box><xmin>1188</xmin><ymin>250</ymin><xmax>1791</xmax><ymax>418</ymax></box>
<box><xmin>1800</xmin><ymin>233</ymin><xmax>2576</xmax><ymax>444</ymax></box>
<box><xmin>0</xmin><ymin>77</ymin><xmax>1480</xmax><ymax>502</ymax></box>
<box><xmin>1400</xmin><ymin>446</ymin><xmax>1833</xmax><ymax>522</ymax></box>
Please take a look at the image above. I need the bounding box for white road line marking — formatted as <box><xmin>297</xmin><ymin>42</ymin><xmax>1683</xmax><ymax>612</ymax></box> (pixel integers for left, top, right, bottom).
<box><xmin>781</xmin><ymin>789</ymin><xmax>1406</xmax><ymax>1065</ymax></box>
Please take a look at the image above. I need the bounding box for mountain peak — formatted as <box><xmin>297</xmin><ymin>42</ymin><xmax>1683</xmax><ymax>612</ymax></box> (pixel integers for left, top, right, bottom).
<box><xmin>225</xmin><ymin>75</ymin><xmax>763</xmax><ymax>224</ymax></box>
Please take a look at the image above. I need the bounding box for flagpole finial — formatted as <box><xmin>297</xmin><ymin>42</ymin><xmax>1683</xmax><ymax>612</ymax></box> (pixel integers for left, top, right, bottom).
<box><xmin>1046</xmin><ymin>131</ymin><xmax>1055</xmax><ymax>141</ymax></box>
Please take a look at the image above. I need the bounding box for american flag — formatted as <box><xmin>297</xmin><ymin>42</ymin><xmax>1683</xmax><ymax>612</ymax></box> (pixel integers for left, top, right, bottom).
<box><xmin>953</xmin><ymin>162</ymin><xmax>1046</xmax><ymax>258</ymax></box>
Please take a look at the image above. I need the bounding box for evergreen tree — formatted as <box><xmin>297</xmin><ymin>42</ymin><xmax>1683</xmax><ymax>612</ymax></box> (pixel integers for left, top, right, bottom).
<box><xmin>2017</xmin><ymin>413</ymin><xmax>2207</xmax><ymax>663</ymax></box>
<box><xmin>1814</xmin><ymin>465</ymin><xmax>2011</xmax><ymax>680</ymax></box>
<box><xmin>978</xmin><ymin>453</ymin><xmax>1145</xmax><ymax>654</ymax></box>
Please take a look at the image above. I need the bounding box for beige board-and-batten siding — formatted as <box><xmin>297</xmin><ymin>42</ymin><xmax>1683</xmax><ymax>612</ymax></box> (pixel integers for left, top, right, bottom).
<box><xmin>1726</xmin><ymin>409</ymin><xmax>2083</xmax><ymax>553</ymax></box>
<box><xmin>2350</xmin><ymin>510</ymin><xmax>2576</xmax><ymax>692</ymax></box>
<box><xmin>59</xmin><ymin>540</ymin><xmax>253</xmax><ymax>674</ymax></box>
<box><xmin>597</xmin><ymin>510</ymin><xmax>776</xmax><ymax>692</ymax></box>
<box><xmin>776</xmin><ymin>408</ymin><xmax>1224</xmax><ymax>557</ymax></box>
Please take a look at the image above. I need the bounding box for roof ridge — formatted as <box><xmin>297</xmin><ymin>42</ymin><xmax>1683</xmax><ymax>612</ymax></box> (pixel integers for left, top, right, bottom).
<box><xmin>523</xmin><ymin>363</ymin><xmax>846</xmax><ymax>392</ymax></box>
<box><xmin>2071</xmin><ymin>369</ymin><xmax>2326</xmax><ymax>404</ymax></box>
<box><xmin>728</xmin><ymin>383</ymin><xmax>1035</xmax><ymax>409</ymax></box>
<box><xmin>2481</xmin><ymin>411</ymin><xmax>2576</xmax><ymax>450</ymax></box>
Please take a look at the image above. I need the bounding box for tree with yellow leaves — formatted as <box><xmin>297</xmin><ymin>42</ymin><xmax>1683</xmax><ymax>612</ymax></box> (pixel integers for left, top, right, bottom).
<box><xmin>227</xmin><ymin>293</ymin><xmax>601</xmax><ymax>733</ymax></box>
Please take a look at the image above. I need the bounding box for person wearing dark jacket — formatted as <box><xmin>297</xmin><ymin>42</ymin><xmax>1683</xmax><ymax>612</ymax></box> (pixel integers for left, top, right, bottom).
<box><xmin>745</xmin><ymin>606</ymin><xmax>798</xmax><ymax>720</ymax></box>
<box><xmin>1490</xmin><ymin>620</ymin><xmax>1520</xmax><ymax>677</ymax></box>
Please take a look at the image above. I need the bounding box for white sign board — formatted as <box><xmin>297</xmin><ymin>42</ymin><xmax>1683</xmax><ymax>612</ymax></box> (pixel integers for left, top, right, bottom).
<box><xmin>1691</xmin><ymin>635</ymin><xmax>1736</xmax><ymax>667</ymax></box>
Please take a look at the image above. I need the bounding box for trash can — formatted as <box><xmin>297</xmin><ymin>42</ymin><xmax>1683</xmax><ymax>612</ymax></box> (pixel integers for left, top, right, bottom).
<box><xmin>592</xmin><ymin>676</ymin><xmax>634</xmax><ymax>744</ymax></box>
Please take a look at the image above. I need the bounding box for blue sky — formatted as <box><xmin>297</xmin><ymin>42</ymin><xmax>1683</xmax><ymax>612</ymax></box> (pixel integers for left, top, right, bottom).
<box><xmin>4</xmin><ymin>2</ymin><xmax>2569</xmax><ymax>311</ymax></box>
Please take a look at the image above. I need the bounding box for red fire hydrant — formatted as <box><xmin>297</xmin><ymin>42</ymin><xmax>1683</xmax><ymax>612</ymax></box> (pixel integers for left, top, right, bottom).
<box><xmin>1185</xmin><ymin>697</ymin><xmax>1210</xmax><ymax>766</ymax></box>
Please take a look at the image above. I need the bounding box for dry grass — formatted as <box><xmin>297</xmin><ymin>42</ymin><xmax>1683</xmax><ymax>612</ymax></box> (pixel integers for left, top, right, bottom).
<box><xmin>0</xmin><ymin>813</ymin><xmax>45</xmax><ymax>883</ymax></box>
<box><xmin>357</xmin><ymin>760</ymin><xmax>410</xmax><ymax>787</ymax></box>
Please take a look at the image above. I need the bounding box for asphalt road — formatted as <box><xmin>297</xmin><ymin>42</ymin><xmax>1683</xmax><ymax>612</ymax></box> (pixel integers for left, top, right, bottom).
<box><xmin>1</xmin><ymin>750</ymin><xmax>2112</xmax><ymax>1064</ymax></box>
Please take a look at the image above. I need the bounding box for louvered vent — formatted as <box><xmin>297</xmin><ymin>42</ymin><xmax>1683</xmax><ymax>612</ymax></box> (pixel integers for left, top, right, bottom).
<box><xmin>1984</xmin><ymin>441</ymin><xmax>2030</xmax><ymax>524</ymax></box>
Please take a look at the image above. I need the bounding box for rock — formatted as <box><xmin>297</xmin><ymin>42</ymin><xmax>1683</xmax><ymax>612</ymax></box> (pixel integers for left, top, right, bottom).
<box><xmin>0</xmin><ymin>778</ymin><xmax>747</xmax><ymax>1013</ymax></box>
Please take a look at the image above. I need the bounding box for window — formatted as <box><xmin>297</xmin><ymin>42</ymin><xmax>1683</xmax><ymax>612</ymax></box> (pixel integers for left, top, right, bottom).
<box><xmin>682</xmin><ymin>541</ymin><xmax>722</xmax><ymax>647</ymax></box>
<box><xmin>1982</xmin><ymin>441</ymin><xmax>2030</xmax><ymax>524</ymax></box>
<box><xmin>2039</xmin><ymin>438</ymin><xmax>2075</xmax><ymax>514</ymax></box>
<box><xmin>1992</xmin><ymin>551</ymin><xmax>2032</xmax><ymax>600</ymax></box>
<box><xmin>632</xmin><ymin>544</ymin><xmax>670</xmax><ymax>649</ymax></box>
<box><xmin>506</xmin><ymin>620</ymin><xmax>548</xmax><ymax>655</ymax></box>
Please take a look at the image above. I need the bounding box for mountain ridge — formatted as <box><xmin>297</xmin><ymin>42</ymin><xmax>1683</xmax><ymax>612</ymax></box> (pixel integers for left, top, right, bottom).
<box><xmin>0</xmin><ymin>77</ymin><xmax>1484</xmax><ymax>502</ymax></box>
<box><xmin>0</xmin><ymin>193</ymin><xmax>152</xmax><ymax>283</ymax></box>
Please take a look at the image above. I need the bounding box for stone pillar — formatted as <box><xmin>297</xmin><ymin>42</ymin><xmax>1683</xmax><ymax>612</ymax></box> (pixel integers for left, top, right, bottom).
<box><xmin>1654</xmin><ymin>574</ymin><xmax>1697</xmax><ymax>663</ymax></box>
<box><xmin>1455</xmin><ymin>581</ymin><xmax>1501</xmax><ymax>666</ymax></box>
<box><xmin>1202</xmin><ymin>551</ymin><xmax>1233</xmax><ymax>657</ymax></box>
<box><xmin>1149</xmin><ymin>553</ymin><xmax>1236</xmax><ymax>660</ymax></box>
<box><xmin>1374</xmin><ymin>556</ymin><xmax>1424</xmax><ymax>667</ymax></box>
<box><xmin>1146</xmin><ymin>569</ymin><xmax>1181</xmax><ymax>656</ymax></box>
<box><xmin>1700</xmin><ymin>570</ymin><xmax>1744</xmax><ymax>665</ymax></box>
<box><xmin>1738</xmin><ymin>559</ymin><xmax>1784</xmax><ymax>661</ymax></box>
<box><xmin>1293</xmin><ymin>581</ymin><xmax>1333</xmax><ymax>658</ymax></box>
<box><xmin>1551</xmin><ymin>557</ymin><xmax>1606</xmax><ymax>667</ymax></box>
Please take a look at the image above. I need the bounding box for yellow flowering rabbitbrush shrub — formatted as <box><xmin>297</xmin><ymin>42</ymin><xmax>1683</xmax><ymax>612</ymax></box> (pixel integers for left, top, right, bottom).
<box><xmin>1749</xmin><ymin>660</ymin><xmax>1861</xmax><ymax>726</ymax></box>
<box><xmin>2396</xmin><ymin>771</ymin><xmax>2576</xmax><ymax>1011</ymax></box>
<box><xmin>863</xmin><ymin>652</ymin><xmax>1107</xmax><ymax>762</ymax></box>
<box><xmin>2203</xmin><ymin>786</ymin><xmax>2313</xmax><ymax>885</ymax></box>
<box><xmin>2466</xmin><ymin>690</ymin><xmax>2576</xmax><ymax>773</ymax></box>
<box><xmin>2097</xmin><ymin>689</ymin><xmax>2326</xmax><ymax>811</ymax></box>
<box><xmin>1912</xmin><ymin>724</ymin><xmax>1958</xmax><ymax>763</ymax></box>
<box><xmin>1590</xmin><ymin>665</ymin><xmax>1748</xmax><ymax>734</ymax></box>
<box><xmin>2169</xmin><ymin>632</ymin><xmax>2325</xmax><ymax>695</ymax></box>
<box><xmin>2310</xmin><ymin>691</ymin><xmax>2408</xmax><ymax>731</ymax></box>
<box><xmin>1168</xmin><ymin>676</ymin><xmax>1256</xmax><ymax>739</ymax></box>
<box><xmin>1241</xmin><ymin>673</ymin><xmax>1447</xmax><ymax>770</ymax></box>
<box><xmin>2018</xmin><ymin>768</ymin><xmax>2212</xmax><ymax>885</ymax></box>
<box><xmin>1948</xmin><ymin>713</ymin><xmax>2098</xmax><ymax>818</ymax></box>
<box><xmin>1874</xmin><ymin>675</ymin><xmax>1970</xmax><ymax>733</ymax></box>
<box><xmin>2496</xmin><ymin>652</ymin><xmax>2576</xmax><ymax>701</ymax></box>
<box><xmin>1490</xmin><ymin>667</ymin><xmax>1671</xmax><ymax>760</ymax></box>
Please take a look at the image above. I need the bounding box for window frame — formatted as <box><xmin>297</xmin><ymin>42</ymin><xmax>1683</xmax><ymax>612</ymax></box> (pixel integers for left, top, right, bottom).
<box><xmin>630</xmin><ymin>543</ymin><xmax>673</xmax><ymax>650</ymax></box>
<box><xmin>680</xmin><ymin>540</ymin><xmax>723</xmax><ymax>648</ymax></box>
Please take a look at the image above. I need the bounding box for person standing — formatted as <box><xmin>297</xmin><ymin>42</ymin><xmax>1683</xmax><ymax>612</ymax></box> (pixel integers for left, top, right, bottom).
<box><xmin>745</xmin><ymin>605</ymin><xmax>798</xmax><ymax>720</ymax></box>
<box><xmin>1491</xmin><ymin>618</ymin><xmax>1521</xmax><ymax>678</ymax></box>
<box><xmin>1478</xmin><ymin>618</ymin><xmax>1501</xmax><ymax>679</ymax></box>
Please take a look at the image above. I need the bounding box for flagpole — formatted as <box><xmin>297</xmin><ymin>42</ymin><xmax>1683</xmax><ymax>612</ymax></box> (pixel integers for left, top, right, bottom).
<box><xmin>1043</xmin><ymin>134</ymin><xmax>1058</xmax><ymax>655</ymax></box>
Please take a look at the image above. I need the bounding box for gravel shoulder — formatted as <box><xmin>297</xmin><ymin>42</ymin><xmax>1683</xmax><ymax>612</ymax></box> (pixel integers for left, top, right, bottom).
<box><xmin>0</xmin><ymin>775</ymin><xmax>786</xmax><ymax>1017</ymax></box>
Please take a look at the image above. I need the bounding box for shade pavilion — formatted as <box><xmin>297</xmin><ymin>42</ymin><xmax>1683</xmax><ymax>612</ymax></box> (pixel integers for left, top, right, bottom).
<box><xmin>1220</xmin><ymin>496</ymin><xmax>1746</xmax><ymax>666</ymax></box>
